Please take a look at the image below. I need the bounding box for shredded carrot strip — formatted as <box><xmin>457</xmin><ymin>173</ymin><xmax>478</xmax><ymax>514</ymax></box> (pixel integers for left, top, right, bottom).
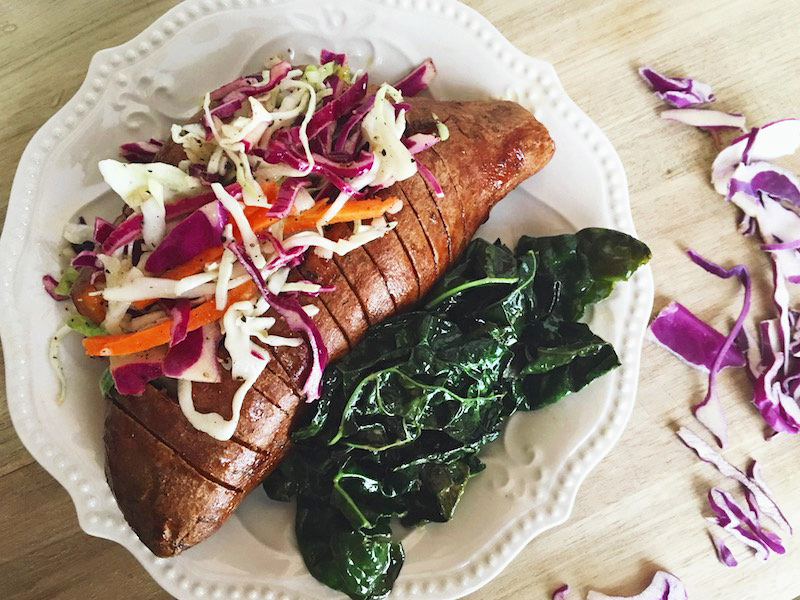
<box><xmin>83</xmin><ymin>282</ymin><xmax>257</xmax><ymax>357</ymax></box>
<box><xmin>283</xmin><ymin>197</ymin><xmax>399</xmax><ymax>234</ymax></box>
<box><xmin>107</xmin><ymin>186</ymin><xmax>399</xmax><ymax>313</ymax></box>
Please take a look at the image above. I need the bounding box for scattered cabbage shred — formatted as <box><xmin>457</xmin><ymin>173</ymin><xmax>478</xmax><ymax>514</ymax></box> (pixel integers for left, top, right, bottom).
<box><xmin>45</xmin><ymin>51</ymin><xmax>442</xmax><ymax>441</ymax></box>
<box><xmin>556</xmin><ymin>572</ymin><xmax>688</xmax><ymax>600</ymax></box>
<box><xmin>642</xmin><ymin>66</ymin><xmax>798</xmax><ymax>571</ymax></box>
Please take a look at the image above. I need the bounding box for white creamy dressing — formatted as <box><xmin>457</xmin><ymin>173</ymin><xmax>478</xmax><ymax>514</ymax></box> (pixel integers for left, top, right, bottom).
<box><xmin>94</xmin><ymin>63</ymin><xmax>420</xmax><ymax>437</ymax></box>
<box><xmin>48</xmin><ymin>323</ymin><xmax>72</xmax><ymax>406</ymax></box>
<box><xmin>215</xmin><ymin>224</ymin><xmax>236</xmax><ymax>310</ymax></box>
<box><xmin>212</xmin><ymin>182</ymin><xmax>267</xmax><ymax>269</ymax></box>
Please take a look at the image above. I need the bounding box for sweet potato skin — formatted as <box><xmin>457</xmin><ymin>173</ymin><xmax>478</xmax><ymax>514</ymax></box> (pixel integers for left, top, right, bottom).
<box><xmin>105</xmin><ymin>404</ymin><xmax>241</xmax><ymax>557</ymax></box>
<box><xmin>106</xmin><ymin>98</ymin><xmax>555</xmax><ymax>556</ymax></box>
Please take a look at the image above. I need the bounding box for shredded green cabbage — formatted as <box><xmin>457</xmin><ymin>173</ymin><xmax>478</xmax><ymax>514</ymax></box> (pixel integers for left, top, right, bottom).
<box><xmin>67</xmin><ymin>314</ymin><xmax>108</xmax><ymax>337</ymax></box>
<box><xmin>53</xmin><ymin>266</ymin><xmax>79</xmax><ymax>297</ymax></box>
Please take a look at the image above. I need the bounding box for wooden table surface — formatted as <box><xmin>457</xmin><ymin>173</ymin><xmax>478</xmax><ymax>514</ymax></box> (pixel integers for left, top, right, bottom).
<box><xmin>3</xmin><ymin>1</ymin><xmax>800</xmax><ymax>599</ymax></box>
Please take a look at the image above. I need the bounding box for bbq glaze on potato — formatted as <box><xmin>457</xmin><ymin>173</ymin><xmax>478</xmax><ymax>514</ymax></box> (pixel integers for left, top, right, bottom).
<box><xmin>104</xmin><ymin>98</ymin><xmax>555</xmax><ymax>557</ymax></box>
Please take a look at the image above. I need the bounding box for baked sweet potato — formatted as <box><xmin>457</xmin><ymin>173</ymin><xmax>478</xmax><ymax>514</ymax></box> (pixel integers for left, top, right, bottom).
<box><xmin>104</xmin><ymin>98</ymin><xmax>554</xmax><ymax>557</ymax></box>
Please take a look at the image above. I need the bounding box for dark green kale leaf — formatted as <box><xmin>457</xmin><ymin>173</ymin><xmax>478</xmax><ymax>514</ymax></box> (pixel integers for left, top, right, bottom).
<box><xmin>263</xmin><ymin>228</ymin><xmax>650</xmax><ymax>600</ymax></box>
<box><xmin>296</xmin><ymin>501</ymin><xmax>404</xmax><ymax>600</ymax></box>
<box><xmin>516</xmin><ymin>227</ymin><xmax>651</xmax><ymax>322</ymax></box>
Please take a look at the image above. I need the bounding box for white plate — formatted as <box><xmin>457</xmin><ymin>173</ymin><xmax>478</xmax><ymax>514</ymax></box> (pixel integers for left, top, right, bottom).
<box><xmin>0</xmin><ymin>0</ymin><xmax>654</xmax><ymax>598</ymax></box>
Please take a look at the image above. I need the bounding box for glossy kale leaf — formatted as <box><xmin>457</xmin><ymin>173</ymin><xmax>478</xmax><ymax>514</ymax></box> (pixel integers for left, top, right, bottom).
<box><xmin>263</xmin><ymin>228</ymin><xmax>650</xmax><ymax>599</ymax></box>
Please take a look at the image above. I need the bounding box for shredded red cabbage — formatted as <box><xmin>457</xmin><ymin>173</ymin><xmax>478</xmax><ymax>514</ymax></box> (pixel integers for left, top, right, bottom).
<box><xmin>42</xmin><ymin>274</ymin><xmax>68</xmax><ymax>301</ymax></box>
<box><xmin>649</xmin><ymin>302</ymin><xmax>747</xmax><ymax>372</ymax></box>
<box><xmin>101</xmin><ymin>215</ymin><xmax>143</xmax><ymax>255</ymax></box>
<box><xmin>712</xmin><ymin>118</ymin><xmax>800</xmax><ymax>195</ymax></box>
<box><xmin>320</xmin><ymin>49</ymin><xmax>346</xmax><ymax>65</ymax></box>
<box><xmin>164</xmin><ymin>324</ymin><xmax>222</xmax><ymax>382</ymax></box>
<box><xmin>93</xmin><ymin>217</ymin><xmax>115</xmax><ymax>245</ymax></box>
<box><xmin>707</xmin><ymin>487</ymin><xmax>784</xmax><ymax>560</ymax></box>
<box><xmin>205</xmin><ymin>63</ymin><xmax>291</xmax><ymax>128</ymax></box>
<box><xmin>683</xmin><ymin>251</ymin><xmax>750</xmax><ymax>447</ymax></box>
<box><xmin>110</xmin><ymin>354</ymin><xmax>164</xmax><ymax>396</ymax></box>
<box><xmin>144</xmin><ymin>200</ymin><xmax>226</xmax><ymax>275</ymax></box>
<box><xmin>70</xmin><ymin>250</ymin><xmax>101</xmax><ymax>271</ymax></box>
<box><xmin>552</xmin><ymin>584</ymin><xmax>570</xmax><ymax>600</ymax></box>
<box><xmin>333</xmin><ymin>96</ymin><xmax>375</xmax><ymax>154</ymax></box>
<box><xmin>639</xmin><ymin>67</ymin><xmax>715</xmax><ymax>108</ymax></box>
<box><xmin>306</xmin><ymin>74</ymin><xmax>369</xmax><ymax>140</ymax></box>
<box><xmin>270</xmin><ymin>178</ymin><xmax>309</xmax><ymax>218</ymax></box>
<box><xmin>394</xmin><ymin>58</ymin><xmax>437</xmax><ymax>98</ymax></box>
<box><xmin>262</xmin><ymin>233</ymin><xmax>307</xmax><ymax>271</ymax></box>
<box><xmin>187</xmin><ymin>163</ymin><xmax>223</xmax><ymax>185</ymax></box>
<box><xmin>660</xmin><ymin>109</ymin><xmax>745</xmax><ymax>134</ymax></box>
<box><xmin>676</xmin><ymin>427</ymin><xmax>792</xmax><ymax>534</ymax></box>
<box><xmin>163</xmin><ymin>327</ymin><xmax>204</xmax><ymax>377</ymax></box>
<box><xmin>120</xmin><ymin>138</ymin><xmax>163</xmax><ymax>163</ymax></box>
<box><xmin>710</xmin><ymin>533</ymin><xmax>738</xmax><ymax>567</ymax></box>
<box><xmin>168</xmin><ymin>299</ymin><xmax>191</xmax><ymax>348</ymax></box>
<box><xmin>417</xmin><ymin>162</ymin><xmax>444</xmax><ymax>198</ymax></box>
<box><xmin>728</xmin><ymin>161</ymin><xmax>800</xmax><ymax>208</ymax></box>
<box><xmin>227</xmin><ymin>241</ymin><xmax>328</xmax><ymax>400</ymax></box>
<box><xmin>586</xmin><ymin>571</ymin><xmax>688</xmax><ymax>600</ymax></box>
<box><xmin>404</xmin><ymin>133</ymin><xmax>440</xmax><ymax>155</ymax></box>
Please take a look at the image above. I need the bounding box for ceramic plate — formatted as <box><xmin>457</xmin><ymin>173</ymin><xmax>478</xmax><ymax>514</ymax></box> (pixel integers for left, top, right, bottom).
<box><xmin>0</xmin><ymin>0</ymin><xmax>654</xmax><ymax>598</ymax></box>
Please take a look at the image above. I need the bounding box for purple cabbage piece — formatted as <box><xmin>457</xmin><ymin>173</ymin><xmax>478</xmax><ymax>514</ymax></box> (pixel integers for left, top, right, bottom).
<box><xmin>394</xmin><ymin>101</ymin><xmax>412</xmax><ymax>115</ymax></box>
<box><xmin>333</xmin><ymin>95</ymin><xmax>375</xmax><ymax>154</ymax></box>
<box><xmin>71</xmin><ymin>250</ymin><xmax>102</xmax><ymax>270</ymax></box>
<box><xmin>187</xmin><ymin>163</ymin><xmax>223</xmax><ymax>185</ymax></box>
<box><xmin>164</xmin><ymin>185</ymin><xmax>240</xmax><ymax>221</ymax></box>
<box><xmin>262</xmin><ymin>232</ymin><xmax>308</xmax><ymax>271</ymax></box>
<box><xmin>676</xmin><ymin>427</ymin><xmax>792</xmax><ymax>534</ymax></box>
<box><xmin>269</xmin><ymin>178</ymin><xmax>309</xmax><ymax>219</ymax></box>
<box><xmin>685</xmin><ymin>250</ymin><xmax>751</xmax><ymax>448</ymax></box>
<box><xmin>163</xmin><ymin>324</ymin><xmax>222</xmax><ymax>382</ymax></box>
<box><xmin>205</xmin><ymin>63</ymin><xmax>291</xmax><ymax>127</ymax></box>
<box><xmin>748</xmin><ymin>258</ymin><xmax>800</xmax><ymax>434</ymax></box>
<box><xmin>394</xmin><ymin>58</ymin><xmax>437</xmax><ymax>97</ymax></box>
<box><xmin>93</xmin><ymin>217</ymin><xmax>115</xmax><ymax>245</ymax></box>
<box><xmin>728</xmin><ymin>161</ymin><xmax>800</xmax><ymax>209</ymax></box>
<box><xmin>168</xmin><ymin>299</ymin><xmax>191</xmax><ymax>348</ymax></box>
<box><xmin>660</xmin><ymin>109</ymin><xmax>745</xmax><ymax>132</ymax></box>
<box><xmin>639</xmin><ymin>66</ymin><xmax>715</xmax><ymax>108</ymax></box>
<box><xmin>100</xmin><ymin>186</ymin><xmax>238</xmax><ymax>256</ymax></box>
<box><xmin>227</xmin><ymin>241</ymin><xmax>328</xmax><ymax>400</ymax></box>
<box><xmin>210</xmin><ymin>74</ymin><xmax>262</xmax><ymax>102</ymax></box>
<box><xmin>708</xmin><ymin>488</ymin><xmax>784</xmax><ymax>560</ymax></box>
<box><xmin>417</xmin><ymin>162</ymin><xmax>444</xmax><ymax>198</ymax></box>
<box><xmin>552</xmin><ymin>584</ymin><xmax>570</xmax><ymax>600</ymax></box>
<box><xmin>109</xmin><ymin>348</ymin><xmax>165</xmax><ymax>396</ymax></box>
<box><xmin>761</xmin><ymin>238</ymin><xmax>800</xmax><ymax>251</ymax></box>
<box><xmin>586</xmin><ymin>571</ymin><xmax>688</xmax><ymax>600</ymax></box>
<box><xmin>404</xmin><ymin>133</ymin><xmax>440</xmax><ymax>155</ymax></box>
<box><xmin>163</xmin><ymin>327</ymin><xmax>204</xmax><ymax>377</ymax></box>
<box><xmin>257</xmin><ymin>134</ymin><xmax>366</xmax><ymax>197</ymax></box>
<box><xmin>320</xmin><ymin>49</ymin><xmax>346</xmax><ymax>65</ymax></box>
<box><xmin>42</xmin><ymin>274</ymin><xmax>68</xmax><ymax>301</ymax></box>
<box><xmin>101</xmin><ymin>214</ymin><xmax>144</xmax><ymax>255</ymax></box>
<box><xmin>710</xmin><ymin>533</ymin><xmax>738</xmax><ymax>567</ymax></box>
<box><xmin>306</xmin><ymin>74</ymin><xmax>369</xmax><ymax>140</ymax></box>
<box><xmin>648</xmin><ymin>301</ymin><xmax>747</xmax><ymax>372</ymax></box>
<box><xmin>120</xmin><ymin>138</ymin><xmax>163</xmax><ymax>163</ymax></box>
<box><xmin>144</xmin><ymin>200</ymin><xmax>226</xmax><ymax>275</ymax></box>
<box><xmin>752</xmin><ymin>351</ymin><xmax>800</xmax><ymax>434</ymax></box>
<box><xmin>711</xmin><ymin>118</ymin><xmax>800</xmax><ymax>195</ymax></box>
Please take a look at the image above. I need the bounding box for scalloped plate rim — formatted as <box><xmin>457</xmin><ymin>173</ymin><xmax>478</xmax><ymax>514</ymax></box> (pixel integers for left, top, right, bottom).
<box><xmin>0</xmin><ymin>0</ymin><xmax>655</xmax><ymax>598</ymax></box>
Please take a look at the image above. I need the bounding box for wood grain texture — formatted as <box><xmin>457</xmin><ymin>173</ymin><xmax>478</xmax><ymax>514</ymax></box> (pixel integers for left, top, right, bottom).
<box><xmin>2</xmin><ymin>1</ymin><xmax>800</xmax><ymax>599</ymax></box>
